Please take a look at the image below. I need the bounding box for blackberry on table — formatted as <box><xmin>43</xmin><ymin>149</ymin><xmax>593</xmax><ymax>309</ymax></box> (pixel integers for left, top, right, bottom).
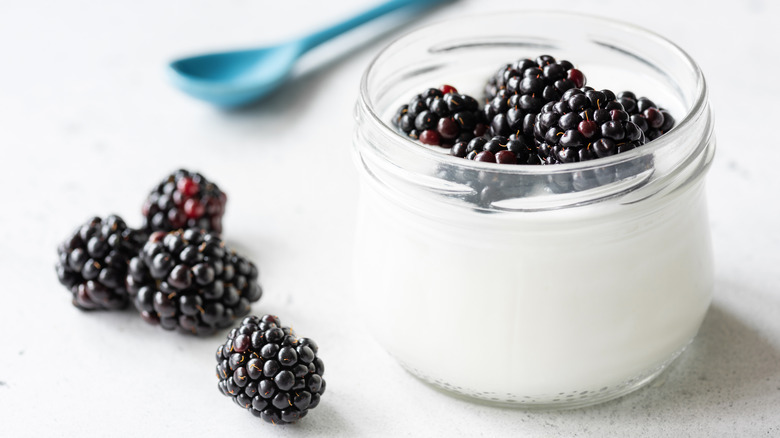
<box><xmin>56</xmin><ymin>215</ymin><xmax>147</xmax><ymax>310</ymax></box>
<box><xmin>216</xmin><ymin>315</ymin><xmax>326</xmax><ymax>424</ymax></box>
<box><xmin>126</xmin><ymin>228</ymin><xmax>262</xmax><ymax>336</ymax></box>
<box><xmin>484</xmin><ymin>55</ymin><xmax>586</xmax><ymax>139</ymax></box>
<box><xmin>392</xmin><ymin>85</ymin><xmax>488</xmax><ymax>147</ymax></box>
<box><xmin>616</xmin><ymin>91</ymin><xmax>676</xmax><ymax>140</ymax></box>
<box><xmin>533</xmin><ymin>87</ymin><xmax>646</xmax><ymax>164</ymax></box>
<box><xmin>142</xmin><ymin>169</ymin><xmax>227</xmax><ymax>235</ymax></box>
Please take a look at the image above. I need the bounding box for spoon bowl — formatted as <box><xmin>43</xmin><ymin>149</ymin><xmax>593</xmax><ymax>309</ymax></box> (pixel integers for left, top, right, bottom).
<box><xmin>169</xmin><ymin>42</ymin><xmax>303</xmax><ymax>107</ymax></box>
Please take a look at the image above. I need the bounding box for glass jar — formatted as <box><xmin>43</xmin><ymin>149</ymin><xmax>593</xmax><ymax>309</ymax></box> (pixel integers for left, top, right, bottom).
<box><xmin>352</xmin><ymin>12</ymin><xmax>715</xmax><ymax>409</ymax></box>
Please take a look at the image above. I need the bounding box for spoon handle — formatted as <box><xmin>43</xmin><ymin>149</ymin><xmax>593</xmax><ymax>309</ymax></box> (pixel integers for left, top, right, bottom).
<box><xmin>297</xmin><ymin>0</ymin><xmax>452</xmax><ymax>53</ymax></box>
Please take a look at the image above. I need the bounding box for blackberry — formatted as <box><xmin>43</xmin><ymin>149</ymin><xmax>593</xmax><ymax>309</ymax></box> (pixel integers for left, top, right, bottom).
<box><xmin>433</xmin><ymin>162</ymin><xmax>541</xmax><ymax>208</ymax></box>
<box><xmin>142</xmin><ymin>169</ymin><xmax>227</xmax><ymax>235</ymax></box>
<box><xmin>216</xmin><ymin>315</ymin><xmax>326</xmax><ymax>424</ymax></box>
<box><xmin>484</xmin><ymin>55</ymin><xmax>586</xmax><ymax>138</ymax></box>
<box><xmin>126</xmin><ymin>228</ymin><xmax>262</xmax><ymax>336</ymax></box>
<box><xmin>616</xmin><ymin>91</ymin><xmax>676</xmax><ymax>140</ymax></box>
<box><xmin>437</xmin><ymin>136</ymin><xmax>542</xmax><ymax>207</ymax></box>
<box><xmin>392</xmin><ymin>85</ymin><xmax>488</xmax><ymax>147</ymax></box>
<box><xmin>56</xmin><ymin>215</ymin><xmax>147</xmax><ymax>310</ymax></box>
<box><xmin>453</xmin><ymin>135</ymin><xmax>540</xmax><ymax>165</ymax></box>
<box><xmin>533</xmin><ymin>87</ymin><xmax>646</xmax><ymax>164</ymax></box>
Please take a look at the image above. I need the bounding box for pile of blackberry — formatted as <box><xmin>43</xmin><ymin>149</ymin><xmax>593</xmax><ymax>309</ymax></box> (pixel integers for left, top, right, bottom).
<box><xmin>390</xmin><ymin>54</ymin><xmax>677</xmax><ymax>168</ymax></box>
<box><xmin>56</xmin><ymin>215</ymin><xmax>147</xmax><ymax>310</ymax></box>
<box><xmin>392</xmin><ymin>85</ymin><xmax>487</xmax><ymax>147</ymax></box>
<box><xmin>533</xmin><ymin>87</ymin><xmax>646</xmax><ymax>164</ymax></box>
<box><xmin>126</xmin><ymin>228</ymin><xmax>262</xmax><ymax>336</ymax></box>
<box><xmin>216</xmin><ymin>315</ymin><xmax>326</xmax><ymax>424</ymax></box>
<box><xmin>142</xmin><ymin>169</ymin><xmax>227</xmax><ymax>235</ymax></box>
<box><xmin>56</xmin><ymin>172</ymin><xmax>327</xmax><ymax>423</ymax></box>
<box><xmin>55</xmin><ymin>170</ymin><xmax>236</xmax><ymax>311</ymax></box>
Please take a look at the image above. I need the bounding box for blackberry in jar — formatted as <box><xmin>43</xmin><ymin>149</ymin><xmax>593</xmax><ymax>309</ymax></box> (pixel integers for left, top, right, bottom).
<box><xmin>392</xmin><ymin>85</ymin><xmax>488</xmax><ymax>147</ymax></box>
<box><xmin>534</xmin><ymin>87</ymin><xmax>646</xmax><ymax>164</ymax></box>
<box><xmin>484</xmin><ymin>55</ymin><xmax>586</xmax><ymax>140</ymax></box>
<box><xmin>484</xmin><ymin>55</ymin><xmax>585</xmax><ymax>102</ymax></box>
<box><xmin>616</xmin><ymin>91</ymin><xmax>676</xmax><ymax>140</ymax></box>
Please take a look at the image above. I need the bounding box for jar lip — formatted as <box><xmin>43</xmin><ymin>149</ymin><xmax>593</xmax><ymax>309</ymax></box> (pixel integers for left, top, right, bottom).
<box><xmin>358</xmin><ymin>10</ymin><xmax>708</xmax><ymax>174</ymax></box>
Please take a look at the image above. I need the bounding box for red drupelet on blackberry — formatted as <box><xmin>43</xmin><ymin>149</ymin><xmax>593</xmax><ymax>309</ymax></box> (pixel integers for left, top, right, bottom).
<box><xmin>616</xmin><ymin>91</ymin><xmax>676</xmax><ymax>141</ymax></box>
<box><xmin>126</xmin><ymin>228</ymin><xmax>262</xmax><ymax>336</ymax></box>
<box><xmin>142</xmin><ymin>169</ymin><xmax>227</xmax><ymax>235</ymax></box>
<box><xmin>392</xmin><ymin>85</ymin><xmax>488</xmax><ymax>148</ymax></box>
<box><xmin>534</xmin><ymin>87</ymin><xmax>646</xmax><ymax>164</ymax></box>
<box><xmin>216</xmin><ymin>315</ymin><xmax>326</xmax><ymax>424</ymax></box>
<box><xmin>56</xmin><ymin>215</ymin><xmax>147</xmax><ymax>310</ymax></box>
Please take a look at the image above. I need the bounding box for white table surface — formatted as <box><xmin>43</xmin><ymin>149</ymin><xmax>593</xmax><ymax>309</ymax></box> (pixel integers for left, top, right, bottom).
<box><xmin>1</xmin><ymin>0</ymin><xmax>779</xmax><ymax>436</ymax></box>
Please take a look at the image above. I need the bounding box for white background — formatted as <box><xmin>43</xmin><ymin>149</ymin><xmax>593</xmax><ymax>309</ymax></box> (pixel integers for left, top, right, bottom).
<box><xmin>1</xmin><ymin>0</ymin><xmax>779</xmax><ymax>436</ymax></box>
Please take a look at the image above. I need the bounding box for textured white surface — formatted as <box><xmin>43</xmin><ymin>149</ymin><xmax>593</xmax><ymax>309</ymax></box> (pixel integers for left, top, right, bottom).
<box><xmin>1</xmin><ymin>0</ymin><xmax>779</xmax><ymax>436</ymax></box>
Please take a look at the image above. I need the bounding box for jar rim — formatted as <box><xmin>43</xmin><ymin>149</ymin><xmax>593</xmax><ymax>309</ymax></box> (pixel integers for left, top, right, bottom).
<box><xmin>357</xmin><ymin>10</ymin><xmax>709</xmax><ymax>175</ymax></box>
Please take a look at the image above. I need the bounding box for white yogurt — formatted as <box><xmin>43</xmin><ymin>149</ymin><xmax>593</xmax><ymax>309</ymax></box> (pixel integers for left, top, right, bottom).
<box><xmin>353</xmin><ymin>176</ymin><xmax>713</xmax><ymax>403</ymax></box>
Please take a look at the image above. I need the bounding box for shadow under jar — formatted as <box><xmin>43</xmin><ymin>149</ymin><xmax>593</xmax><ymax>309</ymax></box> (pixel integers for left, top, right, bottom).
<box><xmin>352</xmin><ymin>12</ymin><xmax>715</xmax><ymax>409</ymax></box>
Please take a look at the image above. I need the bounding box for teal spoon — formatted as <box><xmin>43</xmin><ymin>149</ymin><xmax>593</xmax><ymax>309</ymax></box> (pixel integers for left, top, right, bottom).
<box><xmin>169</xmin><ymin>0</ymin><xmax>450</xmax><ymax>108</ymax></box>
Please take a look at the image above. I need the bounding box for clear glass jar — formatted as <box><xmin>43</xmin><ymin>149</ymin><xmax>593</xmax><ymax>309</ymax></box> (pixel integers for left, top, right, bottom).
<box><xmin>352</xmin><ymin>12</ymin><xmax>715</xmax><ymax>409</ymax></box>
